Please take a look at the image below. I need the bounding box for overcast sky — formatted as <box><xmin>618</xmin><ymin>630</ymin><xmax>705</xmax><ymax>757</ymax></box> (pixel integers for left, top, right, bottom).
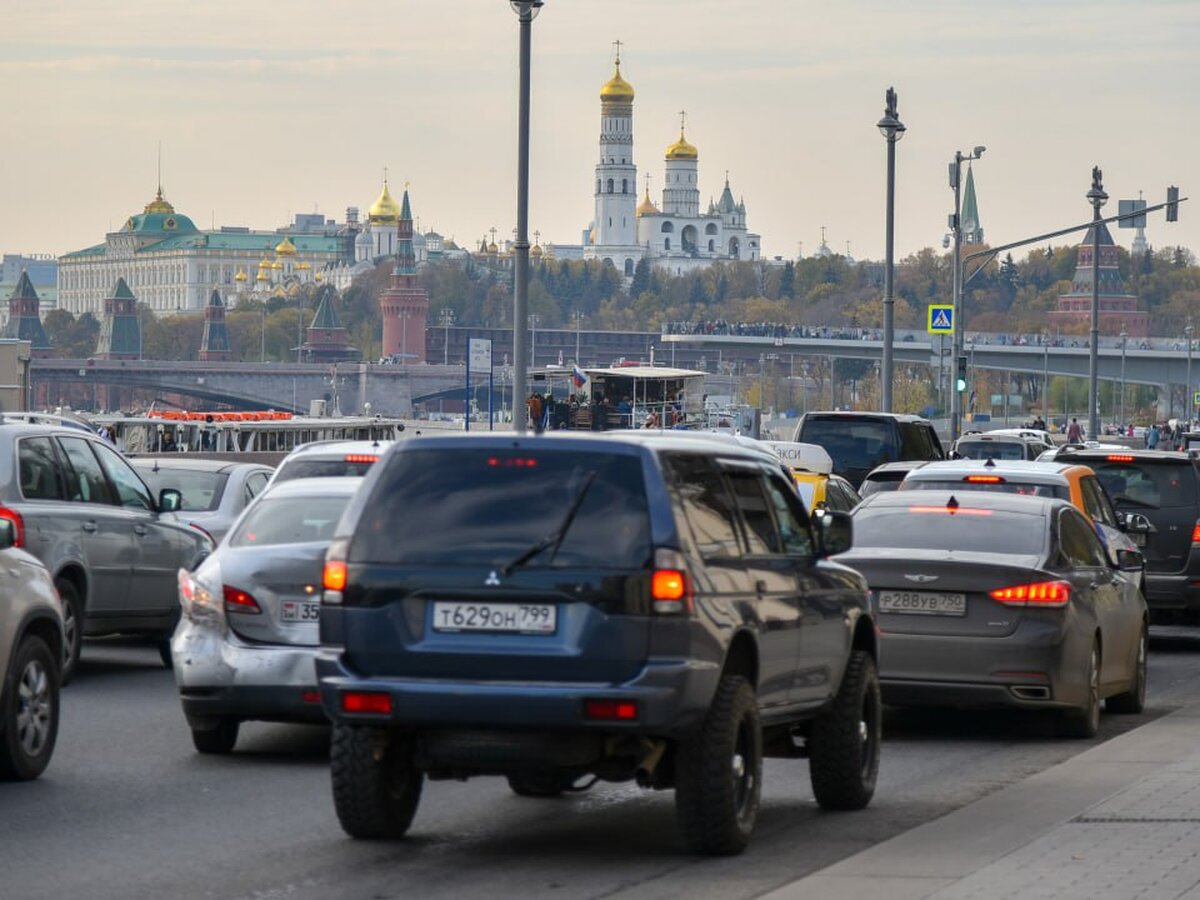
<box><xmin>3</xmin><ymin>0</ymin><xmax>1197</xmax><ymax>263</ymax></box>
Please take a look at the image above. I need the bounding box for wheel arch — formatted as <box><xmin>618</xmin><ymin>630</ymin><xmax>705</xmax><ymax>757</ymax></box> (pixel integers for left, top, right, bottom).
<box><xmin>852</xmin><ymin>612</ymin><xmax>878</xmax><ymax>663</ymax></box>
<box><xmin>54</xmin><ymin>564</ymin><xmax>88</xmax><ymax>609</ymax></box>
<box><xmin>720</xmin><ymin>629</ymin><xmax>759</xmax><ymax>688</ymax></box>
<box><xmin>14</xmin><ymin>610</ymin><xmax>63</xmax><ymax>675</ymax></box>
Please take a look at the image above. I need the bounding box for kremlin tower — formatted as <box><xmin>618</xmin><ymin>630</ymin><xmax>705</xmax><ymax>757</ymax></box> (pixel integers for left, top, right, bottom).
<box><xmin>4</xmin><ymin>272</ymin><xmax>51</xmax><ymax>358</ymax></box>
<box><xmin>378</xmin><ymin>187</ymin><xmax>429</xmax><ymax>363</ymax></box>
<box><xmin>198</xmin><ymin>289</ymin><xmax>232</xmax><ymax>361</ymax></box>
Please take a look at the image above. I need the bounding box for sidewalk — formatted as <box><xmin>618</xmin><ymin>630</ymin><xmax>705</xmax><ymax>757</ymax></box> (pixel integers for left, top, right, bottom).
<box><xmin>766</xmin><ymin>702</ymin><xmax>1200</xmax><ymax>900</ymax></box>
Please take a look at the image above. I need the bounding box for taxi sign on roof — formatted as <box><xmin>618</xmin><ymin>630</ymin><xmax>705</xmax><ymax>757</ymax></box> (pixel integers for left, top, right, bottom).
<box><xmin>927</xmin><ymin>304</ymin><xmax>954</xmax><ymax>334</ymax></box>
<box><xmin>760</xmin><ymin>441</ymin><xmax>832</xmax><ymax>475</ymax></box>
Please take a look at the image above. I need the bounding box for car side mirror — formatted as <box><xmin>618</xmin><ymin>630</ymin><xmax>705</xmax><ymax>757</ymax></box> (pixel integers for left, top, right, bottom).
<box><xmin>947</xmin><ymin>450</ymin><xmax>961</xmax><ymax>460</ymax></box>
<box><xmin>158</xmin><ymin>488</ymin><xmax>182</xmax><ymax>513</ymax></box>
<box><xmin>1115</xmin><ymin>548</ymin><xmax>1144</xmax><ymax>572</ymax></box>
<box><xmin>815</xmin><ymin>510</ymin><xmax>853</xmax><ymax>557</ymax></box>
<box><xmin>0</xmin><ymin>518</ymin><xmax>15</xmax><ymax>551</ymax></box>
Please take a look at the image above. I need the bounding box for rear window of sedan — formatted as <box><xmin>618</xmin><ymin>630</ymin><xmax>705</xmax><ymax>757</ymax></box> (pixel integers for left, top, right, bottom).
<box><xmin>349</xmin><ymin>448</ymin><xmax>652</xmax><ymax>568</ymax></box>
<box><xmin>274</xmin><ymin>458</ymin><xmax>377</xmax><ymax>482</ymax></box>
<box><xmin>229</xmin><ymin>495</ymin><xmax>352</xmax><ymax>547</ymax></box>
<box><xmin>954</xmin><ymin>440</ymin><xmax>1029</xmax><ymax>461</ymax></box>
<box><xmin>853</xmin><ymin>505</ymin><xmax>1047</xmax><ymax>555</ymax></box>
<box><xmin>901</xmin><ymin>479</ymin><xmax>1070</xmax><ymax>500</ymax></box>
<box><xmin>136</xmin><ymin>468</ymin><xmax>227</xmax><ymax>512</ymax></box>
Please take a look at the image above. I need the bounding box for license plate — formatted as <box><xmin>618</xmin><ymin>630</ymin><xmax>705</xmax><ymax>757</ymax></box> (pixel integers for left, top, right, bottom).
<box><xmin>1131</xmin><ymin>533</ymin><xmax>1147</xmax><ymax>547</ymax></box>
<box><xmin>878</xmin><ymin>591</ymin><xmax>967</xmax><ymax>616</ymax></box>
<box><xmin>280</xmin><ymin>600</ymin><xmax>321</xmax><ymax>622</ymax></box>
<box><xmin>431</xmin><ymin>601</ymin><xmax>556</xmax><ymax>634</ymax></box>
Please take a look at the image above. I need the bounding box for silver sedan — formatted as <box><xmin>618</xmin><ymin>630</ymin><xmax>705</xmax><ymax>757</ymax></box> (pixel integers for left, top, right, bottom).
<box><xmin>172</xmin><ymin>477</ymin><xmax>359</xmax><ymax>754</ymax></box>
<box><xmin>133</xmin><ymin>458</ymin><xmax>273</xmax><ymax>545</ymax></box>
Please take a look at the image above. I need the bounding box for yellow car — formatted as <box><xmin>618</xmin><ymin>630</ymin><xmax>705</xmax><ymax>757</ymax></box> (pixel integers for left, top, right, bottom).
<box><xmin>761</xmin><ymin>442</ymin><xmax>863</xmax><ymax>513</ymax></box>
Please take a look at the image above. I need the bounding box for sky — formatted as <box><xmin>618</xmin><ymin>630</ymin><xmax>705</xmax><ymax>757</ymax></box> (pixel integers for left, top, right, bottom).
<box><xmin>3</xmin><ymin>0</ymin><xmax>1198</xmax><ymax>263</ymax></box>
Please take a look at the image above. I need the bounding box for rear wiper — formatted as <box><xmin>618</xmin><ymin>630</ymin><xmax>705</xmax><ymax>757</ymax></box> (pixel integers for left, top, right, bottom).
<box><xmin>501</xmin><ymin>471</ymin><xmax>598</xmax><ymax>576</ymax></box>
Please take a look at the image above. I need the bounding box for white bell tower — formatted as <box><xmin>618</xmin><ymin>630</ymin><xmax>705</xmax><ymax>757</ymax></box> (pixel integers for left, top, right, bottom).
<box><xmin>591</xmin><ymin>42</ymin><xmax>638</xmax><ymax>250</ymax></box>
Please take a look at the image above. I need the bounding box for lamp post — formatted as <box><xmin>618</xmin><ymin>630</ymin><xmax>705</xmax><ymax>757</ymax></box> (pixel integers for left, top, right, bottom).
<box><xmin>949</xmin><ymin>145</ymin><xmax>986</xmax><ymax>442</ymax></box>
<box><xmin>1187</xmin><ymin>320</ymin><xmax>1194</xmax><ymax>429</ymax></box>
<box><xmin>1119</xmin><ymin>325</ymin><xmax>1128</xmax><ymax>429</ymax></box>
<box><xmin>530</xmin><ymin>313</ymin><xmax>539</xmax><ymax>368</ymax></box>
<box><xmin>439</xmin><ymin>307</ymin><xmax>454</xmax><ymax>365</ymax></box>
<box><xmin>573</xmin><ymin>310</ymin><xmax>582</xmax><ymax>364</ymax></box>
<box><xmin>507</xmin><ymin>0</ymin><xmax>543</xmax><ymax>434</ymax></box>
<box><xmin>261</xmin><ymin>307</ymin><xmax>266</xmax><ymax>363</ymax></box>
<box><xmin>1086</xmin><ymin>166</ymin><xmax>1108</xmax><ymax>440</ymax></box>
<box><xmin>876</xmin><ymin>87</ymin><xmax>905</xmax><ymax>413</ymax></box>
<box><xmin>1043</xmin><ymin>331</ymin><xmax>1050</xmax><ymax>421</ymax></box>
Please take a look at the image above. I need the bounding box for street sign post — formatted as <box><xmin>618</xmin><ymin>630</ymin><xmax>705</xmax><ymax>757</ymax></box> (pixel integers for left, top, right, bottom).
<box><xmin>1193</xmin><ymin>390</ymin><xmax>1199</xmax><ymax>407</ymax></box>
<box><xmin>927</xmin><ymin>304</ymin><xmax>954</xmax><ymax>335</ymax></box>
<box><xmin>466</xmin><ymin>338</ymin><xmax>494</xmax><ymax>431</ymax></box>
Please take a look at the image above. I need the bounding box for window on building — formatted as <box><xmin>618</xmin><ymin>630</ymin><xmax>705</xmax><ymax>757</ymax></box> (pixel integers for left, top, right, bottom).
<box><xmin>708</xmin><ymin>239</ymin><xmax>715</xmax><ymax>252</ymax></box>
<box><xmin>607</xmin><ymin>178</ymin><xmax>614</xmax><ymax>193</ymax></box>
<box><xmin>622</xmin><ymin>179</ymin><xmax>628</xmax><ymax>194</ymax></box>
<box><xmin>661</xmin><ymin>222</ymin><xmax>674</xmax><ymax>233</ymax></box>
<box><xmin>665</xmin><ymin>238</ymin><xmax>671</xmax><ymax>250</ymax></box>
<box><xmin>625</xmin><ymin>259</ymin><xmax>634</xmax><ymax>276</ymax></box>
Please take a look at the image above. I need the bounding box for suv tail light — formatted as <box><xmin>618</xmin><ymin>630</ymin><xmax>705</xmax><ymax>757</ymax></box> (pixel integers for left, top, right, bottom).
<box><xmin>344</xmin><ymin>454</ymin><xmax>378</xmax><ymax>464</ymax></box>
<box><xmin>1107</xmin><ymin>454</ymin><xmax>1135</xmax><ymax>463</ymax></box>
<box><xmin>652</xmin><ymin>548</ymin><xmax>693</xmax><ymax>614</ymax></box>
<box><xmin>0</xmin><ymin>505</ymin><xmax>24</xmax><ymax>548</ymax></box>
<box><xmin>223</xmin><ymin>585</ymin><xmax>262</xmax><ymax>615</ymax></box>
<box><xmin>322</xmin><ymin>537</ymin><xmax>349</xmax><ymax>604</ymax></box>
<box><xmin>965</xmin><ymin>475</ymin><xmax>1004</xmax><ymax>484</ymax></box>
<box><xmin>1192</xmin><ymin>521</ymin><xmax>1200</xmax><ymax>545</ymax></box>
<box><xmin>989</xmin><ymin>580</ymin><xmax>1071</xmax><ymax>607</ymax></box>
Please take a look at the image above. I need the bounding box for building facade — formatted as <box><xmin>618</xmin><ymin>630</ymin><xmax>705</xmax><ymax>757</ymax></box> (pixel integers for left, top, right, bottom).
<box><xmin>1050</xmin><ymin>222</ymin><xmax>1148</xmax><ymax>337</ymax></box>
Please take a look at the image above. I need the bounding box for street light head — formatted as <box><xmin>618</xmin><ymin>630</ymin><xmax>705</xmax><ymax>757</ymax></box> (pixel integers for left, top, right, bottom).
<box><xmin>877</xmin><ymin>114</ymin><xmax>905</xmax><ymax>141</ymax></box>
<box><xmin>973</xmin><ymin>145</ymin><xmax>986</xmax><ymax>158</ymax></box>
<box><xmin>509</xmin><ymin>0</ymin><xmax>543</xmax><ymax>17</ymax></box>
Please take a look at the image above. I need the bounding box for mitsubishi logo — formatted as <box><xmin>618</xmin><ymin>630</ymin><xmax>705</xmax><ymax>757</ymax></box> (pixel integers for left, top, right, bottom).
<box><xmin>485</xmin><ymin>571</ymin><xmax>501</xmax><ymax>586</ymax></box>
<box><xmin>904</xmin><ymin>574</ymin><xmax>939</xmax><ymax>584</ymax></box>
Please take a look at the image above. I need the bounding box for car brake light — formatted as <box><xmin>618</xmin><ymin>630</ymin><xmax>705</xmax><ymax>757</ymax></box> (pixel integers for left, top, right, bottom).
<box><xmin>651</xmin><ymin>548</ymin><xmax>693</xmax><ymax>614</ymax></box>
<box><xmin>323</xmin><ymin>560</ymin><xmax>347</xmax><ymax>592</ymax></box>
<box><xmin>965</xmin><ymin>475</ymin><xmax>1004</xmax><ymax>484</ymax></box>
<box><xmin>341</xmin><ymin>691</ymin><xmax>392</xmax><ymax>715</ymax></box>
<box><xmin>989</xmin><ymin>580</ymin><xmax>1071</xmax><ymax>607</ymax></box>
<box><xmin>1192</xmin><ymin>522</ymin><xmax>1200</xmax><ymax>545</ymax></box>
<box><xmin>1107</xmin><ymin>454</ymin><xmax>1135</xmax><ymax>463</ymax></box>
<box><xmin>223</xmin><ymin>585</ymin><xmax>262</xmax><ymax>615</ymax></box>
<box><xmin>0</xmin><ymin>505</ymin><xmax>25</xmax><ymax>548</ymax></box>
<box><xmin>584</xmin><ymin>699</ymin><xmax>638</xmax><ymax>721</ymax></box>
<box><xmin>908</xmin><ymin>506</ymin><xmax>993</xmax><ymax>516</ymax></box>
<box><xmin>344</xmin><ymin>454</ymin><xmax>378</xmax><ymax>464</ymax></box>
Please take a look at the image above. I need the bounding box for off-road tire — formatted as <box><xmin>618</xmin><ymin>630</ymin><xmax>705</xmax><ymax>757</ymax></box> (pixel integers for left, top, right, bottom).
<box><xmin>1107</xmin><ymin>624</ymin><xmax>1147</xmax><ymax>714</ymax></box>
<box><xmin>55</xmin><ymin>578</ymin><xmax>82</xmax><ymax>686</ymax></box>
<box><xmin>0</xmin><ymin>636</ymin><xmax>60</xmax><ymax>781</ymax></box>
<box><xmin>809</xmin><ymin>649</ymin><xmax>881</xmax><ymax>811</ymax></box>
<box><xmin>674</xmin><ymin>674</ymin><xmax>761</xmax><ymax>856</ymax></box>
<box><xmin>331</xmin><ymin>724</ymin><xmax>423</xmax><ymax>839</ymax></box>
<box><xmin>191</xmin><ymin>718</ymin><xmax>240</xmax><ymax>754</ymax></box>
<box><xmin>507</xmin><ymin>772</ymin><xmax>572</xmax><ymax>797</ymax></box>
<box><xmin>1061</xmin><ymin>639</ymin><xmax>1101</xmax><ymax>738</ymax></box>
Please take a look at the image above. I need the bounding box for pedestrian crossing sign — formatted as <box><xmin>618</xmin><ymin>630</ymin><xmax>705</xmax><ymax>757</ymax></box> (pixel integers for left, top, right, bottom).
<box><xmin>1194</xmin><ymin>390</ymin><xmax>1200</xmax><ymax>407</ymax></box>
<box><xmin>927</xmin><ymin>305</ymin><xmax>955</xmax><ymax>334</ymax></box>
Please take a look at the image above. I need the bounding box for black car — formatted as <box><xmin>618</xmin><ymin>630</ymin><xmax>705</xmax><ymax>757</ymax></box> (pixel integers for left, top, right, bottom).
<box><xmin>1053</xmin><ymin>448</ymin><xmax>1200</xmax><ymax>623</ymax></box>
<box><xmin>792</xmin><ymin>412</ymin><xmax>945</xmax><ymax>489</ymax></box>
<box><xmin>316</xmin><ymin>433</ymin><xmax>878</xmax><ymax>855</ymax></box>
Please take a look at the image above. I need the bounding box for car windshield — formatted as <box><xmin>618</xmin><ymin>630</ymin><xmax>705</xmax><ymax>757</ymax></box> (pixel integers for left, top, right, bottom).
<box><xmin>902</xmin><ymin>479</ymin><xmax>1070</xmax><ymax>500</ymax></box>
<box><xmin>135</xmin><ymin>468</ymin><xmax>227</xmax><ymax>511</ymax></box>
<box><xmin>349</xmin><ymin>448</ymin><xmax>652</xmax><ymax>568</ymax></box>
<box><xmin>853</xmin><ymin>505</ymin><xmax>1047</xmax><ymax>555</ymax></box>
<box><xmin>799</xmin><ymin>417</ymin><xmax>898</xmax><ymax>472</ymax></box>
<box><xmin>954</xmin><ymin>440</ymin><xmax>1027</xmax><ymax>461</ymax></box>
<box><xmin>229</xmin><ymin>495</ymin><xmax>351</xmax><ymax>547</ymax></box>
<box><xmin>1088</xmin><ymin>461</ymin><xmax>1197</xmax><ymax>510</ymax></box>
<box><xmin>274</xmin><ymin>458</ymin><xmax>377</xmax><ymax>482</ymax></box>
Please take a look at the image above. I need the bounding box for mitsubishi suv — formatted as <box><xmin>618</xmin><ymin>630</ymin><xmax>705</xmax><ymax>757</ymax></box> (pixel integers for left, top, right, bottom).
<box><xmin>316</xmin><ymin>432</ymin><xmax>879</xmax><ymax>855</ymax></box>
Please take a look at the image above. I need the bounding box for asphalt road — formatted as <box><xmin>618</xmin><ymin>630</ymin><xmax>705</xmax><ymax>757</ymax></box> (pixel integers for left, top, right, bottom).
<box><xmin>5</xmin><ymin>628</ymin><xmax>1200</xmax><ymax>900</ymax></box>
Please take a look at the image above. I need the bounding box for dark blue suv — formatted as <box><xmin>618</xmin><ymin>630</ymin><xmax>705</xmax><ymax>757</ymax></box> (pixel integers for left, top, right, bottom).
<box><xmin>316</xmin><ymin>433</ymin><xmax>878</xmax><ymax>855</ymax></box>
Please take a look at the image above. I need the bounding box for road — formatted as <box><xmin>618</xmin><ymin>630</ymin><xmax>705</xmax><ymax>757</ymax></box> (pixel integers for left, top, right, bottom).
<box><xmin>4</xmin><ymin>628</ymin><xmax>1200</xmax><ymax>900</ymax></box>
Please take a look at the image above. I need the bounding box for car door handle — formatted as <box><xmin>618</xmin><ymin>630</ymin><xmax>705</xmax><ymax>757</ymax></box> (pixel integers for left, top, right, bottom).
<box><xmin>81</xmin><ymin>522</ymin><xmax>97</xmax><ymax>533</ymax></box>
<box><xmin>133</xmin><ymin>524</ymin><xmax>148</xmax><ymax>536</ymax></box>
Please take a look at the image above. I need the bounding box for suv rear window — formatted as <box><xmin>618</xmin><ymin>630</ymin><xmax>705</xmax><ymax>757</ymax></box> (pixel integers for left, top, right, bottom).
<box><xmin>349</xmin><ymin>449</ymin><xmax>652</xmax><ymax>568</ymax></box>
<box><xmin>1088</xmin><ymin>461</ymin><xmax>1197</xmax><ymax>510</ymax></box>
<box><xmin>903</xmin><ymin>479</ymin><xmax>1070</xmax><ymax>500</ymax></box>
<box><xmin>799</xmin><ymin>417</ymin><xmax>898</xmax><ymax>472</ymax></box>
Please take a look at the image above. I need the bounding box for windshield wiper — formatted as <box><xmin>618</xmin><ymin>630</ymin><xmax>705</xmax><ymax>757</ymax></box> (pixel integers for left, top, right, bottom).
<box><xmin>501</xmin><ymin>471</ymin><xmax>598</xmax><ymax>576</ymax></box>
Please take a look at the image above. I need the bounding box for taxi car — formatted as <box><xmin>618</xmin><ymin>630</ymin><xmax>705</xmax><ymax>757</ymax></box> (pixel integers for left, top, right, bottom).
<box><xmin>762</xmin><ymin>442</ymin><xmax>862</xmax><ymax>513</ymax></box>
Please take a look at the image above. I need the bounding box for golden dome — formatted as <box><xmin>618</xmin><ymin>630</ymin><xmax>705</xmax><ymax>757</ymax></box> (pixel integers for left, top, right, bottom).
<box><xmin>297</xmin><ymin>261</ymin><xmax>311</xmax><ymax>270</ymax></box>
<box><xmin>234</xmin><ymin>268</ymin><xmax>248</xmax><ymax>282</ymax></box>
<box><xmin>600</xmin><ymin>62</ymin><xmax>634</xmax><ymax>102</ymax></box>
<box><xmin>274</xmin><ymin>236</ymin><xmax>297</xmax><ymax>256</ymax></box>
<box><xmin>587</xmin><ymin>225</ymin><xmax>596</xmax><ymax>245</ymax></box>
<box><xmin>143</xmin><ymin>186</ymin><xmax>175</xmax><ymax>215</ymax></box>
<box><xmin>271</xmin><ymin>261</ymin><xmax>283</xmax><ymax>270</ymax></box>
<box><xmin>531</xmin><ymin>243</ymin><xmax>543</xmax><ymax>257</ymax></box>
<box><xmin>665</xmin><ymin>129</ymin><xmax>698</xmax><ymax>161</ymax></box>
<box><xmin>314</xmin><ymin>272</ymin><xmax>324</xmax><ymax>282</ymax></box>
<box><xmin>256</xmin><ymin>270</ymin><xmax>269</xmax><ymax>282</ymax></box>
<box><xmin>369</xmin><ymin>180</ymin><xmax>401</xmax><ymax>223</ymax></box>
<box><xmin>487</xmin><ymin>241</ymin><xmax>498</xmax><ymax>254</ymax></box>
<box><xmin>636</xmin><ymin>188</ymin><xmax>659</xmax><ymax>216</ymax></box>
<box><xmin>258</xmin><ymin>257</ymin><xmax>272</xmax><ymax>269</ymax></box>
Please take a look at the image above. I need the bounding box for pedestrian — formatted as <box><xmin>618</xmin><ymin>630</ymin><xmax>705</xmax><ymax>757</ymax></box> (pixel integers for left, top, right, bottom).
<box><xmin>1147</xmin><ymin>422</ymin><xmax>1160</xmax><ymax>450</ymax></box>
<box><xmin>527</xmin><ymin>392</ymin><xmax>544</xmax><ymax>434</ymax></box>
<box><xmin>1066</xmin><ymin>417</ymin><xmax>1084</xmax><ymax>443</ymax></box>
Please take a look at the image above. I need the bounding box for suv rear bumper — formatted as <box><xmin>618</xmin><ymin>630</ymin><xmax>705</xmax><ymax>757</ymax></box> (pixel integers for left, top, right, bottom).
<box><xmin>1145</xmin><ymin>573</ymin><xmax>1200</xmax><ymax>613</ymax></box>
<box><xmin>315</xmin><ymin>650</ymin><xmax>718</xmax><ymax>739</ymax></box>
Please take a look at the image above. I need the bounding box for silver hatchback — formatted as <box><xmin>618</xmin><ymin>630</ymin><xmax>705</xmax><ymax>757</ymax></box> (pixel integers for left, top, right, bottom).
<box><xmin>173</xmin><ymin>477</ymin><xmax>359</xmax><ymax>753</ymax></box>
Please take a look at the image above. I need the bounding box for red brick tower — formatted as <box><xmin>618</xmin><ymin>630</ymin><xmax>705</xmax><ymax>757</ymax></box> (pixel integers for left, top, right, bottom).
<box><xmin>378</xmin><ymin>187</ymin><xmax>429</xmax><ymax>362</ymax></box>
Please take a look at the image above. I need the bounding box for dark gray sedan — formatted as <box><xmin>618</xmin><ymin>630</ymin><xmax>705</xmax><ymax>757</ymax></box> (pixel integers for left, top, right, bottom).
<box><xmin>840</xmin><ymin>491</ymin><xmax>1148</xmax><ymax>737</ymax></box>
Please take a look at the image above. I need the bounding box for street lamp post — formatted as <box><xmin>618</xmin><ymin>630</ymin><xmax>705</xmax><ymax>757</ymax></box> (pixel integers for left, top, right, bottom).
<box><xmin>573</xmin><ymin>310</ymin><xmax>582</xmax><ymax>364</ymax></box>
<box><xmin>1119</xmin><ymin>325</ymin><xmax>1128</xmax><ymax>429</ymax></box>
<box><xmin>507</xmin><ymin>0</ymin><xmax>543</xmax><ymax>434</ymax></box>
<box><xmin>949</xmin><ymin>145</ymin><xmax>986</xmax><ymax>442</ymax></box>
<box><xmin>1043</xmin><ymin>332</ymin><xmax>1050</xmax><ymax>421</ymax></box>
<box><xmin>877</xmin><ymin>87</ymin><xmax>905</xmax><ymax>413</ymax></box>
<box><xmin>439</xmin><ymin>307</ymin><xmax>454</xmax><ymax>365</ymax></box>
<box><xmin>530</xmin><ymin>313</ymin><xmax>539</xmax><ymax>368</ymax></box>
<box><xmin>1086</xmin><ymin>166</ymin><xmax>1108</xmax><ymax>440</ymax></box>
<box><xmin>1187</xmin><ymin>320</ymin><xmax>1194</xmax><ymax>429</ymax></box>
<box><xmin>261</xmin><ymin>307</ymin><xmax>266</xmax><ymax>363</ymax></box>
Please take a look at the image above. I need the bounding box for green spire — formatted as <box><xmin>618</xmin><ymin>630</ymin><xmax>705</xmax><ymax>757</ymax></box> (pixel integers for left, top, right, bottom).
<box><xmin>112</xmin><ymin>277</ymin><xmax>136</xmax><ymax>301</ymax></box>
<box><xmin>10</xmin><ymin>271</ymin><xmax>38</xmax><ymax>301</ymax></box>
<box><xmin>961</xmin><ymin>166</ymin><xmax>983</xmax><ymax>243</ymax></box>
<box><xmin>400</xmin><ymin>189</ymin><xmax>412</xmax><ymax>222</ymax></box>
<box><xmin>309</xmin><ymin>285</ymin><xmax>343</xmax><ymax>330</ymax></box>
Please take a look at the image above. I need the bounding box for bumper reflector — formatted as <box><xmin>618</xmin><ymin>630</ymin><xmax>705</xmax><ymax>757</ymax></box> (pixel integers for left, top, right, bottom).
<box><xmin>584</xmin><ymin>699</ymin><xmax>638</xmax><ymax>721</ymax></box>
<box><xmin>340</xmin><ymin>691</ymin><xmax>393</xmax><ymax>715</ymax></box>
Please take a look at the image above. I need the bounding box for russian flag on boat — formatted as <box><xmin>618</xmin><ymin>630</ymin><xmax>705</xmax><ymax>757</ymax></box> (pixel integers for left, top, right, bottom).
<box><xmin>571</xmin><ymin>365</ymin><xmax>588</xmax><ymax>389</ymax></box>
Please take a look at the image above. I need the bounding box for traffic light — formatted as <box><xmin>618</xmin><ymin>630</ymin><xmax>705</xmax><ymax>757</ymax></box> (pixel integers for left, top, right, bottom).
<box><xmin>956</xmin><ymin>355</ymin><xmax>968</xmax><ymax>392</ymax></box>
<box><xmin>1167</xmin><ymin>185</ymin><xmax>1180</xmax><ymax>222</ymax></box>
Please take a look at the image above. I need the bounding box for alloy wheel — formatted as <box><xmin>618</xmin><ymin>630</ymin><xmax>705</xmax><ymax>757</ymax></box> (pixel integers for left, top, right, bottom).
<box><xmin>16</xmin><ymin>659</ymin><xmax>52</xmax><ymax>757</ymax></box>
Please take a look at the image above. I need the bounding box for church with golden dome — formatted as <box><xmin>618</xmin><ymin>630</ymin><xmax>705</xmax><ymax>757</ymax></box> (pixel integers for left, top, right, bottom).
<box><xmin>583</xmin><ymin>46</ymin><xmax>760</xmax><ymax>276</ymax></box>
